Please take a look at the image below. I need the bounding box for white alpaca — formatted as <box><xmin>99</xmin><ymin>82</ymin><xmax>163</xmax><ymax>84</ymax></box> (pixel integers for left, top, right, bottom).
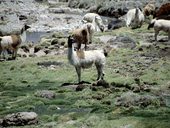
<box><xmin>67</xmin><ymin>36</ymin><xmax>106</xmax><ymax>83</ymax></box>
<box><xmin>0</xmin><ymin>25</ymin><xmax>30</xmax><ymax>59</ymax></box>
<box><xmin>82</xmin><ymin>22</ymin><xmax>95</xmax><ymax>44</ymax></box>
<box><xmin>82</xmin><ymin>13</ymin><xmax>105</xmax><ymax>32</ymax></box>
<box><xmin>148</xmin><ymin>19</ymin><xmax>170</xmax><ymax>41</ymax></box>
<box><xmin>126</xmin><ymin>8</ymin><xmax>145</xmax><ymax>28</ymax></box>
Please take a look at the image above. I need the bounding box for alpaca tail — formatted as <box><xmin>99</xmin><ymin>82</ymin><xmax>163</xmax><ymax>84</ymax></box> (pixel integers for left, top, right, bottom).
<box><xmin>147</xmin><ymin>19</ymin><xmax>156</xmax><ymax>30</ymax></box>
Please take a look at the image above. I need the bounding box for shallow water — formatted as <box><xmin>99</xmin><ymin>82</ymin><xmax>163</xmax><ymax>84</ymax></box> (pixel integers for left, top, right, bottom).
<box><xmin>26</xmin><ymin>31</ymin><xmax>51</xmax><ymax>43</ymax></box>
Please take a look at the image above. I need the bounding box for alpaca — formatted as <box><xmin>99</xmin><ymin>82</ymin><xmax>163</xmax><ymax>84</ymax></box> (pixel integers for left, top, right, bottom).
<box><xmin>125</xmin><ymin>8</ymin><xmax>145</xmax><ymax>29</ymax></box>
<box><xmin>82</xmin><ymin>13</ymin><xmax>105</xmax><ymax>32</ymax></box>
<box><xmin>67</xmin><ymin>36</ymin><xmax>106</xmax><ymax>83</ymax></box>
<box><xmin>153</xmin><ymin>3</ymin><xmax>170</xmax><ymax>19</ymax></box>
<box><xmin>0</xmin><ymin>24</ymin><xmax>30</xmax><ymax>59</ymax></box>
<box><xmin>148</xmin><ymin>19</ymin><xmax>170</xmax><ymax>41</ymax></box>
<box><xmin>71</xmin><ymin>27</ymin><xmax>89</xmax><ymax>50</ymax></box>
<box><xmin>143</xmin><ymin>2</ymin><xmax>156</xmax><ymax>16</ymax></box>
<box><xmin>82</xmin><ymin>22</ymin><xmax>95</xmax><ymax>44</ymax></box>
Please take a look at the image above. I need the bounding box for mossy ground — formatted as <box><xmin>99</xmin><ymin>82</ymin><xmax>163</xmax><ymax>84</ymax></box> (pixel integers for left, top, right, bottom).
<box><xmin>0</xmin><ymin>24</ymin><xmax>170</xmax><ymax>128</ymax></box>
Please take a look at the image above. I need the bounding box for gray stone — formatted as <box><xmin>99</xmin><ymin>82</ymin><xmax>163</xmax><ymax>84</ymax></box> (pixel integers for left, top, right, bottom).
<box><xmin>35</xmin><ymin>90</ymin><xmax>56</xmax><ymax>99</ymax></box>
<box><xmin>2</xmin><ymin>112</ymin><xmax>38</xmax><ymax>127</ymax></box>
<box><xmin>107</xmin><ymin>35</ymin><xmax>136</xmax><ymax>49</ymax></box>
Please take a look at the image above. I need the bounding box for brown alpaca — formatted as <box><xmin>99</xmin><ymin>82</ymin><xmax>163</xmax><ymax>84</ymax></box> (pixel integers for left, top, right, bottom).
<box><xmin>154</xmin><ymin>3</ymin><xmax>170</xmax><ymax>19</ymax></box>
<box><xmin>71</xmin><ymin>28</ymin><xmax>89</xmax><ymax>50</ymax></box>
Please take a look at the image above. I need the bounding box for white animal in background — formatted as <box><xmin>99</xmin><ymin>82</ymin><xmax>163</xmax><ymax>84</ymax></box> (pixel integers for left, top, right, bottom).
<box><xmin>82</xmin><ymin>22</ymin><xmax>95</xmax><ymax>44</ymax></box>
<box><xmin>0</xmin><ymin>24</ymin><xmax>30</xmax><ymax>59</ymax></box>
<box><xmin>125</xmin><ymin>8</ymin><xmax>145</xmax><ymax>29</ymax></box>
<box><xmin>67</xmin><ymin>36</ymin><xmax>106</xmax><ymax>83</ymax></box>
<box><xmin>148</xmin><ymin>19</ymin><xmax>170</xmax><ymax>41</ymax></box>
<box><xmin>82</xmin><ymin>13</ymin><xmax>105</xmax><ymax>32</ymax></box>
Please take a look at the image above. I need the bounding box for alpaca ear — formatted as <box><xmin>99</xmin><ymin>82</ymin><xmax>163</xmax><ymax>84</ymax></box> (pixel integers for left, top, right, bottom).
<box><xmin>24</xmin><ymin>25</ymin><xmax>31</xmax><ymax>30</ymax></box>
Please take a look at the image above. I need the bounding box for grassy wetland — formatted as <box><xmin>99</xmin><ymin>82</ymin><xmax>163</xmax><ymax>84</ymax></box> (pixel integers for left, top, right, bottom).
<box><xmin>0</xmin><ymin>24</ymin><xmax>170</xmax><ymax>128</ymax></box>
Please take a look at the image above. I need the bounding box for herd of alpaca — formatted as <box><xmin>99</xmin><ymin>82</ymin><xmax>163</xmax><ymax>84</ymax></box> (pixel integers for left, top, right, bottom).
<box><xmin>0</xmin><ymin>2</ymin><xmax>170</xmax><ymax>83</ymax></box>
<box><xmin>69</xmin><ymin>2</ymin><xmax>170</xmax><ymax>83</ymax></box>
<box><xmin>125</xmin><ymin>2</ymin><xmax>170</xmax><ymax>41</ymax></box>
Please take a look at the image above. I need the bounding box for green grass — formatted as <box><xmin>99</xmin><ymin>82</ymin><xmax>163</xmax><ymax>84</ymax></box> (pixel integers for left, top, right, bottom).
<box><xmin>1</xmin><ymin>25</ymin><xmax>170</xmax><ymax>128</ymax></box>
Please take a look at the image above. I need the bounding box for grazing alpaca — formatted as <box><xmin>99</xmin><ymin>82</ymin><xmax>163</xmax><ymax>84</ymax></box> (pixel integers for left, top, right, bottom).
<box><xmin>143</xmin><ymin>2</ymin><xmax>156</xmax><ymax>16</ymax></box>
<box><xmin>0</xmin><ymin>24</ymin><xmax>30</xmax><ymax>59</ymax></box>
<box><xmin>148</xmin><ymin>19</ymin><xmax>170</xmax><ymax>41</ymax></box>
<box><xmin>82</xmin><ymin>13</ymin><xmax>105</xmax><ymax>32</ymax></box>
<box><xmin>67</xmin><ymin>36</ymin><xmax>106</xmax><ymax>83</ymax></box>
<box><xmin>83</xmin><ymin>22</ymin><xmax>95</xmax><ymax>44</ymax></box>
<box><xmin>126</xmin><ymin>8</ymin><xmax>145</xmax><ymax>29</ymax></box>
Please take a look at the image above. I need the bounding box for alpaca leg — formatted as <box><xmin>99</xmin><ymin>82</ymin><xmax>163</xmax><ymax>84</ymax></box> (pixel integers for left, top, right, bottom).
<box><xmin>75</xmin><ymin>67</ymin><xmax>81</xmax><ymax>83</ymax></box>
<box><xmin>126</xmin><ymin>17</ymin><xmax>131</xmax><ymax>27</ymax></box>
<box><xmin>12</xmin><ymin>49</ymin><xmax>17</xmax><ymax>60</ymax></box>
<box><xmin>77</xmin><ymin>43</ymin><xmax>81</xmax><ymax>50</ymax></box>
<box><xmin>2</xmin><ymin>49</ymin><xmax>7</xmax><ymax>59</ymax></box>
<box><xmin>154</xmin><ymin>30</ymin><xmax>159</xmax><ymax>41</ymax></box>
<box><xmin>96</xmin><ymin>64</ymin><xmax>104</xmax><ymax>81</ymax></box>
<box><xmin>89</xmin><ymin>33</ymin><xmax>92</xmax><ymax>44</ymax></box>
<box><xmin>84</xmin><ymin>43</ymin><xmax>87</xmax><ymax>51</ymax></box>
<box><xmin>168</xmin><ymin>32</ymin><xmax>170</xmax><ymax>41</ymax></box>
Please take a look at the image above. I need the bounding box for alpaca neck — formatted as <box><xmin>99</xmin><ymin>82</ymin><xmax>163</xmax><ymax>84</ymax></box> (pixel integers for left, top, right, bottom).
<box><xmin>68</xmin><ymin>45</ymin><xmax>75</xmax><ymax>64</ymax></box>
<box><xmin>20</xmin><ymin>31</ymin><xmax>26</xmax><ymax>43</ymax></box>
<box><xmin>92</xmin><ymin>18</ymin><xmax>98</xmax><ymax>31</ymax></box>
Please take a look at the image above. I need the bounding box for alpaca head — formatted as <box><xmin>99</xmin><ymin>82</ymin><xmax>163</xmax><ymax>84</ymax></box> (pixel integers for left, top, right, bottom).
<box><xmin>95</xmin><ymin>16</ymin><xmax>105</xmax><ymax>32</ymax></box>
<box><xmin>24</xmin><ymin>24</ymin><xmax>31</xmax><ymax>30</ymax></box>
<box><xmin>99</xmin><ymin>25</ymin><xmax>105</xmax><ymax>32</ymax></box>
<box><xmin>21</xmin><ymin>24</ymin><xmax>30</xmax><ymax>34</ymax></box>
<box><xmin>67</xmin><ymin>36</ymin><xmax>75</xmax><ymax>48</ymax></box>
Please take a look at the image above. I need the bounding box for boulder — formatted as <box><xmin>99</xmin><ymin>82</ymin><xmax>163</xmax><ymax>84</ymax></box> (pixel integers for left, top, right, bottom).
<box><xmin>107</xmin><ymin>35</ymin><xmax>136</xmax><ymax>49</ymax></box>
<box><xmin>2</xmin><ymin>112</ymin><xmax>38</xmax><ymax>127</ymax></box>
<box><xmin>34</xmin><ymin>90</ymin><xmax>56</xmax><ymax>99</ymax></box>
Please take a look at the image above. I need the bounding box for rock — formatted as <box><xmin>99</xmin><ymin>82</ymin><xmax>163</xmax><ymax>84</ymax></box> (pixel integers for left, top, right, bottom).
<box><xmin>34</xmin><ymin>90</ymin><xmax>56</xmax><ymax>99</ymax></box>
<box><xmin>2</xmin><ymin>112</ymin><xmax>38</xmax><ymax>127</ymax></box>
<box><xmin>20</xmin><ymin>45</ymin><xmax>30</xmax><ymax>53</ymax></box>
<box><xmin>37</xmin><ymin>61</ymin><xmax>63</xmax><ymax>68</ymax></box>
<box><xmin>92</xmin><ymin>80</ymin><xmax>110</xmax><ymax>88</ymax></box>
<box><xmin>107</xmin><ymin>35</ymin><xmax>136</xmax><ymax>49</ymax></box>
<box><xmin>51</xmin><ymin>38</ymin><xmax>59</xmax><ymax>45</ymax></box>
<box><xmin>107</xmin><ymin>18</ymin><xmax>125</xmax><ymax>30</ymax></box>
<box><xmin>76</xmin><ymin>84</ymin><xmax>86</xmax><ymax>91</ymax></box>
<box><xmin>115</xmin><ymin>92</ymin><xmax>158</xmax><ymax>108</ymax></box>
<box><xmin>34</xmin><ymin>45</ymin><xmax>43</xmax><ymax>53</ymax></box>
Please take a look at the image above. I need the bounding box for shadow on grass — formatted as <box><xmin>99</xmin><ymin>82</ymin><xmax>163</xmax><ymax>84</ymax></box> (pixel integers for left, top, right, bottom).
<box><xmin>61</xmin><ymin>81</ymin><xmax>91</xmax><ymax>86</ymax></box>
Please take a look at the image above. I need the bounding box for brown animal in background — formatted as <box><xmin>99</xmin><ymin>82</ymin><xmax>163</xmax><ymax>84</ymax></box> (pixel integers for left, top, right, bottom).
<box><xmin>143</xmin><ymin>2</ymin><xmax>156</xmax><ymax>16</ymax></box>
<box><xmin>153</xmin><ymin>3</ymin><xmax>170</xmax><ymax>19</ymax></box>
<box><xmin>71</xmin><ymin>28</ymin><xmax>89</xmax><ymax>51</ymax></box>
